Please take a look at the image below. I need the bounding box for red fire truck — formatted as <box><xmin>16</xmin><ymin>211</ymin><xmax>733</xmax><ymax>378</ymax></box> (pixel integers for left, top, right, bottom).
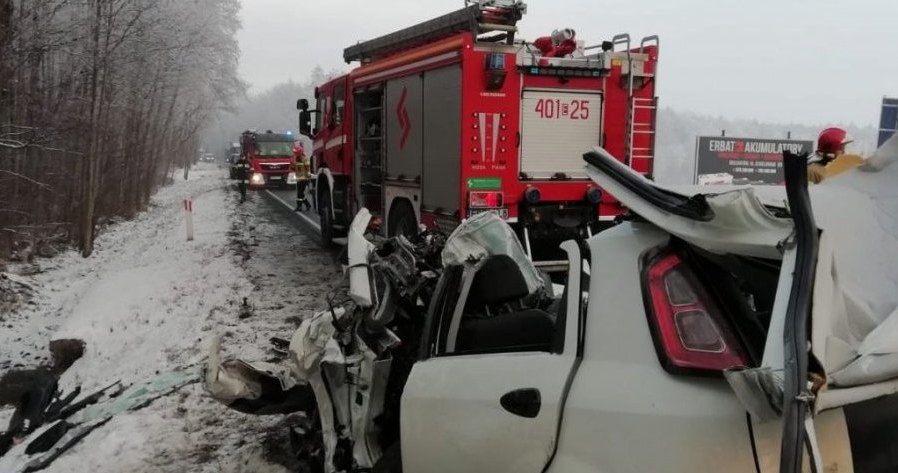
<box><xmin>297</xmin><ymin>1</ymin><xmax>658</xmax><ymax>260</ymax></box>
<box><xmin>239</xmin><ymin>130</ymin><xmax>298</xmax><ymax>188</ymax></box>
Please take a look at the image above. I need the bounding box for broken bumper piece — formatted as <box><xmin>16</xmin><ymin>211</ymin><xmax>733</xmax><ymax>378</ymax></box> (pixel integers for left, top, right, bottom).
<box><xmin>204</xmin><ymin>335</ymin><xmax>315</xmax><ymax>415</ymax></box>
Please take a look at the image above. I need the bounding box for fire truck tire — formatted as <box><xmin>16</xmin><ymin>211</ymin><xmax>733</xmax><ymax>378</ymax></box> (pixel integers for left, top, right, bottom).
<box><xmin>387</xmin><ymin>201</ymin><xmax>417</xmax><ymax>238</ymax></box>
<box><xmin>319</xmin><ymin>190</ymin><xmax>336</xmax><ymax>247</ymax></box>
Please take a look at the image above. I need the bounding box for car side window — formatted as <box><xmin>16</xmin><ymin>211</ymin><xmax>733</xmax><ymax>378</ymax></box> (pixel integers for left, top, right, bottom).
<box><xmin>434</xmin><ymin>254</ymin><xmax>570</xmax><ymax>357</ymax></box>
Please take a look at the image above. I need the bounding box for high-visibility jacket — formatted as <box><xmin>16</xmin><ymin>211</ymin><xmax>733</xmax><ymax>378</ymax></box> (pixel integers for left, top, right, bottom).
<box><xmin>807</xmin><ymin>154</ymin><xmax>864</xmax><ymax>184</ymax></box>
<box><xmin>825</xmin><ymin>154</ymin><xmax>864</xmax><ymax>179</ymax></box>
<box><xmin>295</xmin><ymin>155</ymin><xmax>311</xmax><ymax>181</ymax></box>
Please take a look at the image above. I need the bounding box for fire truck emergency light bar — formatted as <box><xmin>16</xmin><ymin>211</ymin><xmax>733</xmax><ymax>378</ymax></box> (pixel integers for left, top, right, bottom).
<box><xmin>343</xmin><ymin>1</ymin><xmax>527</xmax><ymax>64</ymax></box>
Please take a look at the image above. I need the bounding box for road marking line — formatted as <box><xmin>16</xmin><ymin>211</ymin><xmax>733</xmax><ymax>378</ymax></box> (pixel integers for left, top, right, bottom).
<box><xmin>265</xmin><ymin>190</ymin><xmax>321</xmax><ymax>232</ymax></box>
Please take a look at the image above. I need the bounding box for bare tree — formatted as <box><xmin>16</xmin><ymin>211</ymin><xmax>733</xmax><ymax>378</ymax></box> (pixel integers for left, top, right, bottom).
<box><xmin>0</xmin><ymin>0</ymin><xmax>244</xmax><ymax>258</ymax></box>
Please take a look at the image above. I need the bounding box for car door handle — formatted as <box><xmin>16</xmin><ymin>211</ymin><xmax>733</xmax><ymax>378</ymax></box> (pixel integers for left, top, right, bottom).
<box><xmin>500</xmin><ymin>388</ymin><xmax>541</xmax><ymax>418</ymax></box>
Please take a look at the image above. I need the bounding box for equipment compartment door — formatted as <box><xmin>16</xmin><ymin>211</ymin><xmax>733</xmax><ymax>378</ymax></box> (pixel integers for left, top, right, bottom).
<box><xmin>520</xmin><ymin>89</ymin><xmax>603</xmax><ymax>179</ymax></box>
<box><xmin>385</xmin><ymin>76</ymin><xmax>423</xmax><ymax>183</ymax></box>
<box><xmin>422</xmin><ymin>66</ymin><xmax>462</xmax><ymax>218</ymax></box>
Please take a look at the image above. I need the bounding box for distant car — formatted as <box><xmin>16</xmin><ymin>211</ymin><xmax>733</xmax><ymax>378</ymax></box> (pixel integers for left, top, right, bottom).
<box><xmin>200</xmin><ymin>153</ymin><xmax>216</xmax><ymax>163</ymax></box>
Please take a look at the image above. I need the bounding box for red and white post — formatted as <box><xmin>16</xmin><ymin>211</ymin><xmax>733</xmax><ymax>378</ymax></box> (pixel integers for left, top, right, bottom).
<box><xmin>184</xmin><ymin>197</ymin><xmax>194</xmax><ymax>241</ymax></box>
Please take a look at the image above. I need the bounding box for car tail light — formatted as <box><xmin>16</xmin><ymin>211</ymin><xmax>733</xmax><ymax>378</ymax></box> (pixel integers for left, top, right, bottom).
<box><xmin>644</xmin><ymin>252</ymin><xmax>748</xmax><ymax>373</ymax></box>
<box><xmin>468</xmin><ymin>191</ymin><xmax>504</xmax><ymax>208</ymax></box>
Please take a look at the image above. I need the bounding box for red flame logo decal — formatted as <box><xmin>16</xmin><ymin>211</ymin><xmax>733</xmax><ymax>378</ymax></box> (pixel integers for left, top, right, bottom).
<box><xmin>397</xmin><ymin>87</ymin><xmax>411</xmax><ymax>149</ymax></box>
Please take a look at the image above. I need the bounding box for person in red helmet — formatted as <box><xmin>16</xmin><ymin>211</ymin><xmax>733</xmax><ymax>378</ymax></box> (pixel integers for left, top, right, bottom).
<box><xmin>294</xmin><ymin>143</ymin><xmax>312</xmax><ymax>211</ymax></box>
<box><xmin>807</xmin><ymin>127</ymin><xmax>864</xmax><ymax>184</ymax></box>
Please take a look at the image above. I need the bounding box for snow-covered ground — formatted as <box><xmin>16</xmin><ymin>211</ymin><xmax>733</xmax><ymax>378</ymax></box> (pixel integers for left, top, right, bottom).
<box><xmin>0</xmin><ymin>163</ymin><xmax>341</xmax><ymax>472</ymax></box>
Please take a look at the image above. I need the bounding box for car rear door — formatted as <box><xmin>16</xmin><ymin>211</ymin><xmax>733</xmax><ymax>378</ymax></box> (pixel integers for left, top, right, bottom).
<box><xmin>400</xmin><ymin>241</ymin><xmax>586</xmax><ymax>473</ymax></box>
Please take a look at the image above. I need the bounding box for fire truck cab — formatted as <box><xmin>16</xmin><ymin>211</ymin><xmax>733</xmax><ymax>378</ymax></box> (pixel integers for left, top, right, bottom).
<box><xmin>299</xmin><ymin>0</ymin><xmax>658</xmax><ymax>260</ymax></box>
<box><xmin>240</xmin><ymin>130</ymin><xmax>298</xmax><ymax>188</ymax></box>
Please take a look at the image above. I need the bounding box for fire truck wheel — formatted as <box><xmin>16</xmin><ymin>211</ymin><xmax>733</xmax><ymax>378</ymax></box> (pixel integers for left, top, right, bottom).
<box><xmin>387</xmin><ymin>201</ymin><xmax>417</xmax><ymax>238</ymax></box>
<box><xmin>319</xmin><ymin>190</ymin><xmax>336</xmax><ymax>247</ymax></box>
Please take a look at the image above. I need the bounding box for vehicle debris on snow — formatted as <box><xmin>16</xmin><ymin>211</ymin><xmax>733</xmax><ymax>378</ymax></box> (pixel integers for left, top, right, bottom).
<box><xmin>205</xmin><ymin>133</ymin><xmax>898</xmax><ymax>473</ymax></box>
<box><xmin>0</xmin><ymin>362</ymin><xmax>200</xmax><ymax>473</ymax></box>
<box><xmin>205</xmin><ymin>208</ymin><xmax>561</xmax><ymax>472</ymax></box>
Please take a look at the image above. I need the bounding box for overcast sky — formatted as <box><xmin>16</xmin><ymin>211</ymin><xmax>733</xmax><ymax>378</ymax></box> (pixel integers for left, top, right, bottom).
<box><xmin>237</xmin><ymin>0</ymin><xmax>897</xmax><ymax>127</ymax></box>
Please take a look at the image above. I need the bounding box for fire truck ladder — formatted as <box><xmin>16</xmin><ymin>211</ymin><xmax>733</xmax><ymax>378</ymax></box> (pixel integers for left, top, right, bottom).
<box><xmin>622</xmin><ymin>35</ymin><xmax>659</xmax><ymax>175</ymax></box>
<box><xmin>628</xmin><ymin>97</ymin><xmax>657</xmax><ymax>171</ymax></box>
<box><xmin>343</xmin><ymin>1</ymin><xmax>526</xmax><ymax>63</ymax></box>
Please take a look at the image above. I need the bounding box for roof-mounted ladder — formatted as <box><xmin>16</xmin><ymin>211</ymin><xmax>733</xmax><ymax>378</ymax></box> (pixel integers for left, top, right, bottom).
<box><xmin>617</xmin><ymin>34</ymin><xmax>660</xmax><ymax>174</ymax></box>
<box><xmin>343</xmin><ymin>1</ymin><xmax>527</xmax><ymax>64</ymax></box>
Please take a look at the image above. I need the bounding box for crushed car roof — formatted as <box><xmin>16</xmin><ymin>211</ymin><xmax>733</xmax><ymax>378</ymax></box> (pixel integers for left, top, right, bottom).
<box><xmin>584</xmin><ymin>133</ymin><xmax>898</xmax><ymax>408</ymax></box>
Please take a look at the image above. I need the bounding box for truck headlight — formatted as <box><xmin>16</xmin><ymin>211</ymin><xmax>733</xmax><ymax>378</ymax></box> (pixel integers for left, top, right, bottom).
<box><xmin>251</xmin><ymin>173</ymin><xmax>264</xmax><ymax>184</ymax></box>
<box><xmin>287</xmin><ymin>172</ymin><xmax>297</xmax><ymax>185</ymax></box>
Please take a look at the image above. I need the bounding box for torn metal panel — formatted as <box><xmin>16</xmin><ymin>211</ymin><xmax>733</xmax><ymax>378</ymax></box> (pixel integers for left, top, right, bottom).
<box><xmin>723</xmin><ymin>367</ymin><xmax>783</xmax><ymax>422</ymax></box>
<box><xmin>584</xmin><ymin>147</ymin><xmax>793</xmax><ymax>260</ymax></box>
<box><xmin>204</xmin><ymin>335</ymin><xmax>315</xmax><ymax>415</ymax></box>
<box><xmin>50</xmin><ymin>381</ymin><xmax>121</xmax><ymax>423</ymax></box>
<box><xmin>586</xmin><ymin>137</ymin><xmax>898</xmax><ymax>410</ymax></box>
<box><xmin>806</xmin><ymin>132</ymin><xmax>898</xmax><ymax>406</ymax></box>
<box><xmin>68</xmin><ymin>370</ymin><xmax>198</xmax><ymax>424</ymax></box>
<box><xmin>442</xmin><ymin>212</ymin><xmax>545</xmax><ymax>293</ymax></box>
<box><xmin>817</xmin><ymin>378</ymin><xmax>898</xmax><ymax>412</ymax></box>
<box><xmin>348</xmin><ymin>208</ymin><xmax>375</xmax><ymax>308</ymax></box>
<box><xmin>24</xmin><ymin>420</ymin><xmax>68</xmax><ymax>455</ymax></box>
<box><xmin>19</xmin><ymin>417</ymin><xmax>111</xmax><ymax>473</ymax></box>
<box><xmin>288</xmin><ymin>307</ymin><xmax>347</xmax><ymax>381</ymax></box>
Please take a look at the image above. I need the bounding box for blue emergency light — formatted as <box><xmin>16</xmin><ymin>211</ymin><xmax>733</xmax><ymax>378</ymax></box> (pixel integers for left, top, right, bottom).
<box><xmin>485</xmin><ymin>53</ymin><xmax>507</xmax><ymax>91</ymax></box>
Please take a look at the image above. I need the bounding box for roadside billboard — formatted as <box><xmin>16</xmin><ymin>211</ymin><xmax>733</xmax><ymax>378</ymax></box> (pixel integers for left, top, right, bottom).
<box><xmin>880</xmin><ymin>97</ymin><xmax>898</xmax><ymax>147</ymax></box>
<box><xmin>693</xmin><ymin>136</ymin><xmax>813</xmax><ymax>185</ymax></box>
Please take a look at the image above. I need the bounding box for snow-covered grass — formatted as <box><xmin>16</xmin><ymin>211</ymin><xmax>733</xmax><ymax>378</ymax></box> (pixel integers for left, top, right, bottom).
<box><xmin>0</xmin><ymin>162</ymin><xmax>340</xmax><ymax>472</ymax></box>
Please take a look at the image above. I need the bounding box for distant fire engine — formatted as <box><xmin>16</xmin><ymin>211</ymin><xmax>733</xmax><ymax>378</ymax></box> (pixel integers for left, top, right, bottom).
<box><xmin>239</xmin><ymin>130</ymin><xmax>297</xmax><ymax>188</ymax></box>
<box><xmin>298</xmin><ymin>0</ymin><xmax>658</xmax><ymax>261</ymax></box>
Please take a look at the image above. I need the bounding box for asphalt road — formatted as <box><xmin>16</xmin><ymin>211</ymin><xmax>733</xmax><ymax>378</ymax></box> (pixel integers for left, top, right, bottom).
<box><xmin>266</xmin><ymin>187</ymin><xmax>320</xmax><ymax>232</ymax></box>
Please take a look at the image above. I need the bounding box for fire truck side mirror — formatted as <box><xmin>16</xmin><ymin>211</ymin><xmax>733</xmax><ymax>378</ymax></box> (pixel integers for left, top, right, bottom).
<box><xmin>299</xmin><ymin>110</ymin><xmax>313</xmax><ymax>137</ymax></box>
<box><xmin>297</xmin><ymin>98</ymin><xmax>310</xmax><ymax>111</ymax></box>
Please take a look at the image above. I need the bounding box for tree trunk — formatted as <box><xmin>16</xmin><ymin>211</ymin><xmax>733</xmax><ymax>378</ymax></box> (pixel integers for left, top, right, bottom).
<box><xmin>80</xmin><ymin>0</ymin><xmax>103</xmax><ymax>257</ymax></box>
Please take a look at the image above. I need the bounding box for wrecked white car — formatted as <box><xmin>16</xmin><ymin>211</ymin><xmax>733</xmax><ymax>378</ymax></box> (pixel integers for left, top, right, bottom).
<box><xmin>206</xmin><ymin>135</ymin><xmax>898</xmax><ymax>473</ymax></box>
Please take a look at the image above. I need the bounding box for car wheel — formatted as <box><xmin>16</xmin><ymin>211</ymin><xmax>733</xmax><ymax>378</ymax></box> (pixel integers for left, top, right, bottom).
<box><xmin>372</xmin><ymin>443</ymin><xmax>402</xmax><ymax>473</ymax></box>
<box><xmin>387</xmin><ymin>201</ymin><xmax>417</xmax><ymax>238</ymax></box>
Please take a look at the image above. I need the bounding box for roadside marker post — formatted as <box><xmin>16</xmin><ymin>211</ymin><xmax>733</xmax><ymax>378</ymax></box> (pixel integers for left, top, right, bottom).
<box><xmin>184</xmin><ymin>197</ymin><xmax>195</xmax><ymax>241</ymax></box>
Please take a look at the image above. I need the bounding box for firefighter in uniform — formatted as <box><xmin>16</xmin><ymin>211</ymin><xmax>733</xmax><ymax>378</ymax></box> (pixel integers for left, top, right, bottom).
<box><xmin>235</xmin><ymin>155</ymin><xmax>251</xmax><ymax>202</ymax></box>
<box><xmin>294</xmin><ymin>143</ymin><xmax>312</xmax><ymax>212</ymax></box>
<box><xmin>807</xmin><ymin>127</ymin><xmax>864</xmax><ymax>184</ymax></box>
